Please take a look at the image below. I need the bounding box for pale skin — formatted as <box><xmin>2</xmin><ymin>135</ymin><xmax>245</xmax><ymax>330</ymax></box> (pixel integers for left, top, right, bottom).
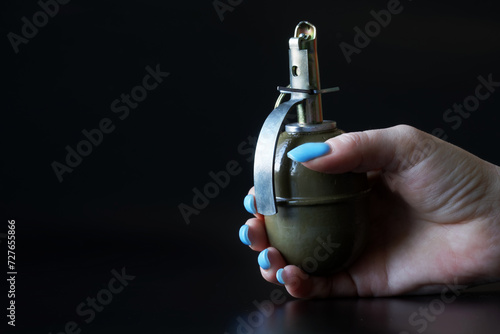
<box><xmin>243</xmin><ymin>125</ymin><xmax>500</xmax><ymax>298</ymax></box>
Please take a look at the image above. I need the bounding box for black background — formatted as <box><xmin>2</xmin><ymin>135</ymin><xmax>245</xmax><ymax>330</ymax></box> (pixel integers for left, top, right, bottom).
<box><xmin>2</xmin><ymin>0</ymin><xmax>500</xmax><ymax>333</ymax></box>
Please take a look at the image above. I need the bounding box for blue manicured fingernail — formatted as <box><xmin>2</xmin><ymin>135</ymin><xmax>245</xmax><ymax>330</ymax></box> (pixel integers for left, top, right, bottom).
<box><xmin>287</xmin><ymin>143</ymin><xmax>331</xmax><ymax>162</ymax></box>
<box><xmin>258</xmin><ymin>249</ymin><xmax>270</xmax><ymax>270</ymax></box>
<box><xmin>244</xmin><ymin>194</ymin><xmax>257</xmax><ymax>214</ymax></box>
<box><xmin>239</xmin><ymin>225</ymin><xmax>251</xmax><ymax>246</ymax></box>
<box><xmin>277</xmin><ymin>268</ymin><xmax>285</xmax><ymax>284</ymax></box>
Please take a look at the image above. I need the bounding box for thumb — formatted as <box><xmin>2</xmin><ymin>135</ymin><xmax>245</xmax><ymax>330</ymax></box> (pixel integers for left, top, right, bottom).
<box><xmin>288</xmin><ymin>125</ymin><xmax>438</xmax><ymax>175</ymax></box>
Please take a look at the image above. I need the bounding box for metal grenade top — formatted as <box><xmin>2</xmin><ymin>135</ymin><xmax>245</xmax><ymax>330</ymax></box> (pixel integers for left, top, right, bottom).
<box><xmin>253</xmin><ymin>21</ymin><xmax>370</xmax><ymax>275</ymax></box>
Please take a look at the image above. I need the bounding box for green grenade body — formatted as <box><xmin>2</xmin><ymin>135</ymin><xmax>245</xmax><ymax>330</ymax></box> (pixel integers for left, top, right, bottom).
<box><xmin>265</xmin><ymin>128</ymin><xmax>370</xmax><ymax>276</ymax></box>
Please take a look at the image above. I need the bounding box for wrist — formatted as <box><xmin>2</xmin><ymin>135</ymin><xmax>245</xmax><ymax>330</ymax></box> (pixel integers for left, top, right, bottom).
<box><xmin>486</xmin><ymin>164</ymin><xmax>500</xmax><ymax>279</ymax></box>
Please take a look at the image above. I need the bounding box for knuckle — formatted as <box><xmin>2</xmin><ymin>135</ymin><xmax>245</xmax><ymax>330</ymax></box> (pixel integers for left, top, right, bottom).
<box><xmin>338</xmin><ymin>132</ymin><xmax>369</xmax><ymax>148</ymax></box>
<box><xmin>392</xmin><ymin>125</ymin><xmax>436</xmax><ymax>170</ymax></box>
<box><xmin>393</xmin><ymin>124</ymin><xmax>421</xmax><ymax>141</ymax></box>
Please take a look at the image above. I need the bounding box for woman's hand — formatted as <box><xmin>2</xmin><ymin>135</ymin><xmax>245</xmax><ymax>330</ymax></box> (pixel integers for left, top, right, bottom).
<box><xmin>240</xmin><ymin>125</ymin><xmax>500</xmax><ymax>298</ymax></box>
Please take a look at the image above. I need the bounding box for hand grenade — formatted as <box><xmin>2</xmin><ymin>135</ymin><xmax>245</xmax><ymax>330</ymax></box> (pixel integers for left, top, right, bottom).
<box><xmin>253</xmin><ymin>22</ymin><xmax>370</xmax><ymax>275</ymax></box>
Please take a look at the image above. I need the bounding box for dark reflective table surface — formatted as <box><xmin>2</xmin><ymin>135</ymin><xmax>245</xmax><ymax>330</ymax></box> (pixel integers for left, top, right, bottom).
<box><xmin>226</xmin><ymin>288</ymin><xmax>500</xmax><ymax>334</ymax></box>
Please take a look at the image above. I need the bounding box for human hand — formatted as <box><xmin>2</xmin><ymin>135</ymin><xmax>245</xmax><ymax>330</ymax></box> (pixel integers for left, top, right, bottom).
<box><xmin>239</xmin><ymin>125</ymin><xmax>500</xmax><ymax>298</ymax></box>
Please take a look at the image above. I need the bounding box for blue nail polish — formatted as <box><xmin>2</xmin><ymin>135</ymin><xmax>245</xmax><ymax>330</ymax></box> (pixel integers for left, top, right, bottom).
<box><xmin>277</xmin><ymin>268</ymin><xmax>285</xmax><ymax>284</ymax></box>
<box><xmin>287</xmin><ymin>143</ymin><xmax>330</xmax><ymax>162</ymax></box>
<box><xmin>258</xmin><ymin>249</ymin><xmax>270</xmax><ymax>270</ymax></box>
<box><xmin>244</xmin><ymin>194</ymin><xmax>257</xmax><ymax>214</ymax></box>
<box><xmin>239</xmin><ymin>225</ymin><xmax>251</xmax><ymax>246</ymax></box>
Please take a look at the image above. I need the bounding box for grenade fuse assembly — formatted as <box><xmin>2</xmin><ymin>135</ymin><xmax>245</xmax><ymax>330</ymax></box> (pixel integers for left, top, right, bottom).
<box><xmin>253</xmin><ymin>22</ymin><xmax>370</xmax><ymax>275</ymax></box>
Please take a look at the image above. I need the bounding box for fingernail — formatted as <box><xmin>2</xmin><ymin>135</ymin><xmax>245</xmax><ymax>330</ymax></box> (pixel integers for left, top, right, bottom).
<box><xmin>287</xmin><ymin>142</ymin><xmax>330</xmax><ymax>162</ymax></box>
<box><xmin>258</xmin><ymin>249</ymin><xmax>270</xmax><ymax>270</ymax></box>
<box><xmin>244</xmin><ymin>194</ymin><xmax>257</xmax><ymax>214</ymax></box>
<box><xmin>276</xmin><ymin>268</ymin><xmax>285</xmax><ymax>284</ymax></box>
<box><xmin>239</xmin><ymin>225</ymin><xmax>251</xmax><ymax>246</ymax></box>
